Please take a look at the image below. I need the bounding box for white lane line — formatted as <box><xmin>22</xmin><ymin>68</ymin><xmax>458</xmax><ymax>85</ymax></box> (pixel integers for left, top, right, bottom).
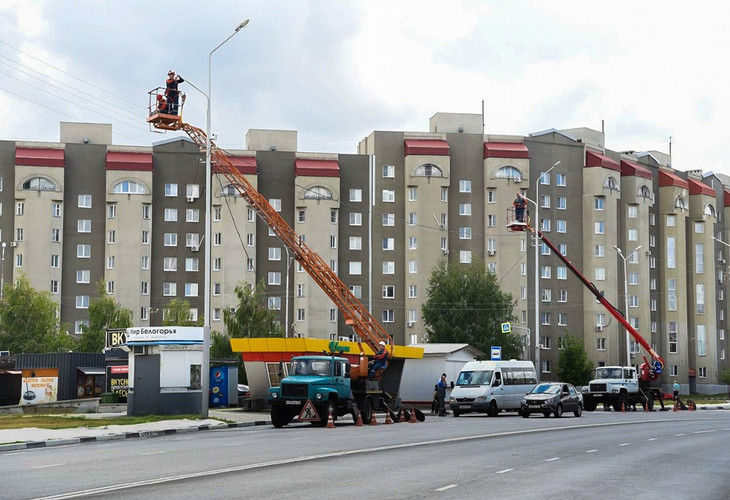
<box><xmin>647</xmin><ymin>438</ymin><xmax>657</xmax><ymax>441</ymax></box>
<box><xmin>496</xmin><ymin>469</ymin><xmax>514</xmax><ymax>474</ymax></box>
<box><xmin>693</xmin><ymin>430</ymin><xmax>716</xmax><ymax>434</ymax></box>
<box><xmin>675</xmin><ymin>433</ymin><xmax>685</xmax><ymax>436</ymax></box>
<box><xmin>435</xmin><ymin>484</ymin><xmax>458</xmax><ymax>492</ymax></box>
<box><xmin>619</xmin><ymin>443</ymin><xmax>630</xmax><ymax>447</ymax></box>
<box><xmin>32</xmin><ymin>463</ymin><xmax>64</xmax><ymax>469</ymax></box>
<box><xmin>223</xmin><ymin>443</ymin><xmax>245</xmax><ymax>447</ymax></box>
<box><xmin>586</xmin><ymin>449</ymin><xmax>598</xmax><ymax>453</ymax></box>
<box><xmin>140</xmin><ymin>451</ymin><xmax>166</xmax><ymax>456</ymax></box>
<box><xmin>545</xmin><ymin>457</ymin><xmax>560</xmax><ymax>462</ymax></box>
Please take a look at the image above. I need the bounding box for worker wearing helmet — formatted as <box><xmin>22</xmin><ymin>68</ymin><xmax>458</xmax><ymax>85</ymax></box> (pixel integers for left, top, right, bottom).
<box><xmin>513</xmin><ymin>192</ymin><xmax>527</xmax><ymax>222</ymax></box>
<box><xmin>165</xmin><ymin>70</ymin><xmax>185</xmax><ymax>115</ymax></box>
<box><xmin>368</xmin><ymin>341</ymin><xmax>390</xmax><ymax>379</ymax></box>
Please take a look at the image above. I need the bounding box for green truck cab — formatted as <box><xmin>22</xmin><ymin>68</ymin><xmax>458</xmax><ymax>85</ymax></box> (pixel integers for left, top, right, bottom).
<box><xmin>268</xmin><ymin>355</ymin><xmax>404</xmax><ymax>428</ymax></box>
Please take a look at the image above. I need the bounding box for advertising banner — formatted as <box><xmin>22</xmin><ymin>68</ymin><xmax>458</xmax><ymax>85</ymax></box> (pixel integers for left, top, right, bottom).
<box><xmin>107</xmin><ymin>365</ymin><xmax>129</xmax><ymax>402</ymax></box>
<box><xmin>20</xmin><ymin>377</ymin><xmax>58</xmax><ymax>405</ymax></box>
<box><xmin>125</xmin><ymin>326</ymin><xmax>203</xmax><ymax>343</ymax></box>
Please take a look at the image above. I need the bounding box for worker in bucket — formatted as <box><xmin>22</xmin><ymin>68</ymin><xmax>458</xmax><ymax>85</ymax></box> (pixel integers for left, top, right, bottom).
<box><xmin>368</xmin><ymin>341</ymin><xmax>390</xmax><ymax>379</ymax></box>
<box><xmin>165</xmin><ymin>70</ymin><xmax>185</xmax><ymax>115</ymax></box>
<box><xmin>513</xmin><ymin>192</ymin><xmax>527</xmax><ymax>222</ymax></box>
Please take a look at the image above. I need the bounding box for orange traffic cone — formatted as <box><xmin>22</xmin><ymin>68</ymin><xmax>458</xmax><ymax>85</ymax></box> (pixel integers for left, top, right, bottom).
<box><xmin>326</xmin><ymin>408</ymin><xmax>336</xmax><ymax>429</ymax></box>
<box><xmin>621</xmin><ymin>401</ymin><xmax>626</xmax><ymax>413</ymax></box>
<box><xmin>355</xmin><ymin>410</ymin><xmax>363</xmax><ymax>426</ymax></box>
<box><xmin>399</xmin><ymin>409</ymin><xmax>407</xmax><ymax>423</ymax></box>
<box><xmin>409</xmin><ymin>407</ymin><xmax>418</xmax><ymax>423</ymax></box>
<box><xmin>384</xmin><ymin>409</ymin><xmax>394</xmax><ymax>425</ymax></box>
<box><xmin>369</xmin><ymin>412</ymin><xmax>378</xmax><ymax>426</ymax></box>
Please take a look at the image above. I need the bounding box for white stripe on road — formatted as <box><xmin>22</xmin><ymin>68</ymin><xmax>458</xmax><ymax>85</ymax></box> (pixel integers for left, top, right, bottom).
<box><xmin>435</xmin><ymin>484</ymin><xmax>457</xmax><ymax>492</ymax></box>
<box><xmin>496</xmin><ymin>469</ymin><xmax>514</xmax><ymax>474</ymax></box>
<box><xmin>647</xmin><ymin>438</ymin><xmax>657</xmax><ymax>441</ymax></box>
<box><xmin>693</xmin><ymin>430</ymin><xmax>716</xmax><ymax>434</ymax></box>
<box><xmin>586</xmin><ymin>449</ymin><xmax>598</xmax><ymax>453</ymax></box>
<box><xmin>619</xmin><ymin>443</ymin><xmax>630</xmax><ymax>447</ymax></box>
<box><xmin>32</xmin><ymin>463</ymin><xmax>64</xmax><ymax>469</ymax></box>
<box><xmin>140</xmin><ymin>451</ymin><xmax>166</xmax><ymax>456</ymax></box>
<box><xmin>545</xmin><ymin>457</ymin><xmax>560</xmax><ymax>462</ymax></box>
<box><xmin>675</xmin><ymin>433</ymin><xmax>685</xmax><ymax>436</ymax></box>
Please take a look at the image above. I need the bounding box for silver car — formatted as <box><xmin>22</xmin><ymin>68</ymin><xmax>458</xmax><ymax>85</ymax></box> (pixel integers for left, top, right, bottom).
<box><xmin>520</xmin><ymin>383</ymin><xmax>583</xmax><ymax>418</ymax></box>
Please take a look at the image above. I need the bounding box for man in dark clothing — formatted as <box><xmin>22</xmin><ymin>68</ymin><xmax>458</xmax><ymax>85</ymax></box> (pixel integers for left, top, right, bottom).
<box><xmin>165</xmin><ymin>70</ymin><xmax>185</xmax><ymax>115</ymax></box>
<box><xmin>513</xmin><ymin>192</ymin><xmax>527</xmax><ymax>222</ymax></box>
<box><xmin>368</xmin><ymin>341</ymin><xmax>390</xmax><ymax>379</ymax></box>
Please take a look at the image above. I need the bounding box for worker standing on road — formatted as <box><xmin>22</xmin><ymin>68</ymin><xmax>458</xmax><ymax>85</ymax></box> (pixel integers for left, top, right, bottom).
<box><xmin>165</xmin><ymin>70</ymin><xmax>185</xmax><ymax>115</ymax></box>
<box><xmin>673</xmin><ymin>380</ymin><xmax>680</xmax><ymax>401</ymax></box>
<box><xmin>513</xmin><ymin>192</ymin><xmax>527</xmax><ymax>222</ymax></box>
<box><xmin>437</xmin><ymin>373</ymin><xmax>448</xmax><ymax>416</ymax></box>
<box><xmin>368</xmin><ymin>341</ymin><xmax>390</xmax><ymax>379</ymax></box>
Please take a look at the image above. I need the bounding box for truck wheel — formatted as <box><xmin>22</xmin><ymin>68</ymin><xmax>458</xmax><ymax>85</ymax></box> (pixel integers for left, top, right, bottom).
<box><xmin>554</xmin><ymin>403</ymin><xmax>563</xmax><ymax>418</ymax></box>
<box><xmin>315</xmin><ymin>399</ymin><xmax>336</xmax><ymax>427</ymax></box>
<box><xmin>361</xmin><ymin>397</ymin><xmax>374</xmax><ymax>425</ymax></box>
<box><xmin>584</xmin><ymin>399</ymin><xmax>597</xmax><ymax>412</ymax></box>
<box><xmin>573</xmin><ymin>403</ymin><xmax>583</xmax><ymax>417</ymax></box>
<box><xmin>486</xmin><ymin>401</ymin><xmax>498</xmax><ymax>417</ymax></box>
<box><xmin>271</xmin><ymin>405</ymin><xmax>293</xmax><ymax>428</ymax></box>
<box><xmin>647</xmin><ymin>392</ymin><xmax>655</xmax><ymax>411</ymax></box>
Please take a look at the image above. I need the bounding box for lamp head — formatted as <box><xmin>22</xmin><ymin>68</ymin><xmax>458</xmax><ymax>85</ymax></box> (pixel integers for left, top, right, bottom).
<box><xmin>236</xmin><ymin>19</ymin><xmax>250</xmax><ymax>31</ymax></box>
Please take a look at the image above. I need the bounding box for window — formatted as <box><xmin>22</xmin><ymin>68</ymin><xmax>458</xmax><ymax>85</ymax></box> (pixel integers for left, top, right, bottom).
<box><xmin>382</xmin><ymin>165</ymin><xmax>395</xmax><ymax>178</ymax></box>
<box><xmin>267</xmin><ymin>297</ymin><xmax>281</xmax><ymax>311</ymax></box>
<box><xmin>595</xmin><ymin>222</ymin><xmax>604</xmax><ymax>234</ymax></box>
<box><xmin>459</xmin><ymin>227</ymin><xmax>472</xmax><ymax>240</ymax></box>
<box><xmin>77</xmin><ymin>244</ymin><xmax>91</xmax><ymax>258</ymax></box>
<box><xmin>75</xmin><ymin>320</ymin><xmax>88</xmax><ymax>334</ymax></box>
<box><xmin>541</xmin><ymin>312</ymin><xmax>551</xmax><ymax>325</ymax></box>
<box><xmin>142</xmin><ymin>205</ymin><xmax>150</xmax><ymax>220</ymax></box>
<box><xmin>558</xmin><ymin>290</ymin><xmax>567</xmax><ymax>302</ymax></box>
<box><xmin>164</xmin><ymin>257</ymin><xmax>178</xmax><ymax>271</ymax></box>
<box><xmin>409</xmin><ymin>260</ymin><xmax>418</xmax><ymax>273</ymax></box>
<box><xmin>540</xmin><ymin>195</ymin><xmax>550</xmax><ymax>208</ymax></box>
<box><xmin>459</xmin><ymin>203</ymin><xmax>471</xmax><ymax>216</ymax></box>
<box><xmin>186</xmin><ymin>258</ymin><xmax>199</xmax><ymax>272</ymax></box>
<box><xmin>698</xmin><ymin>367</ymin><xmax>707</xmax><ymax>378</ymax></box>
<box><xmin>269</xmin><ymin>247</ymin><xmax>282</xmax><ymax>261</ymax></box>
<box><xmin>409</xmin><ymin>236</ymin><xmax>417</xmax><ymax>250</ymax></box>
<box><xmin>15</xmin><ymin>254</ymin><xmax>22</xmax><ymax>267</ymax></box>
<box><xmin>163</xmin><ymin>282</ymin><xmax>177</xmax><ymax>296</ymax></box>
<box><xmin>630</xmin><ymin>295</ymin><xmax>639</xmax><ymax>308</ymax></box>
<box><xmin>50</xmin><ymin>280</ymin><xmax>59</xmax><ymax>294</ymax></box>
<box><xmin>52</xmin><ymin>202</ymin><xmax>61</xmax><ymax>217</ymax></box>
<box><xmin>107</xmin><ymin>204</ymin><xmax>116</xmax><ymax>219</ymax></box>
<box><xmin>15</xmin><ymin>228</ymin><xmax>23</xmax><ymax>241</ymax></box>
<box><xmin>382</xmin><ymin>190</ymin><xmax>395</xmax><ymax>203</ymax></box>
<box><xmin>382</xmin><ymin>285</ymin><xmax>395</xmax><ymax>299</ymax></box>
<box><xmin>163</xmin><ymin>208</ymin><xmax>178</xmax><ymax>222</ymax></box>
<box><xmin>459</xmin><ymin>180</ymin><xmax>471</xmax><ymax>193</ymax></box>
<box><xmin>164</xmin><ymin>233</ymin><xmax>177</xmax><ymax>246</ymax></box>
<box><xmin>186</xmin><ymin>184</ymin><xmax>200</xmax><ymax>199</ymax></box>
<box><xmin>541</xmin><ymin>289</ymin><xmax>552</xmax><ymax>302</ymax></box>
<box><xmin>349</xmin><ymin>261</ymin><xmax>362</xmax><ymax>275</ymax></box>
<box><xmin>76</xmin><ymin>270</ymin><xmax>90</xmax><ymax>283</ymax></box>
<box><xmin>297</xmin><ymin>309</ymin><xmax>306</xmax><ymax>321</ymax></box>
<box><xmin>382</xmin><ymin>213</ymin><xmax>395</xmax><ymax>226</ymax></box>
<box><xmin>540</xmin><ymin>171</ymin><xmax>551</xmax><ymax>185</ymax></box>
<box><xmin>541</xmin><ymin>242</ymin><xmax>551</xmax><ymax>255</ymax></box>
<box><xmin>595</xmin><ymin>244</ymin><xmax>605</xmax><ymax>257</ymax></box>
<box><xmin>185</xmin><ymin>283</ymin><xmax>198</xmax><ymax>297</ymax></box>
<box><xmin>246</xmin><ymin>208</ymin><xmax>254</xmax><ymax>222</ymax></box>
<box><xmin>487</xmin><ymin>214</ymin><xmax>496</xmax><ymax>228</ymax></box>
<box><xmin>51</xmin><ymin>254</ymin><xmax>59</xmax><ymax>268</ymax></box>
<box><xmin>541</xmin><ymin>219</ymin><xmax>551</xmax><ymax>232</ymax></box>
<box><xmin>597</xmin><ymin>338</ymin><xmax>606</xmax><ymax>350</ymax></box>
<box><xmin>414</xmin><ymin>164</ymin><xmax>444</xmax><ymax>177</ymax></box>
<box><xmin>78</xmin><ymin>194</ymin><xmax>92</xmax><ymax>208</ymax></box>
<box><xmin>541</xmin><ymin>360</ymin><xmax>551</xmax><ymax>374</ymax></box>
<box><xmin>268</xmin><ymin>272</ymin><xmax>281</xmax><ymax>285</ymax></box>
<box><xmin>667</xmin><ymin>279</ymin><xmax>677</xmax><ymax>311</ymax></box>
<box><xmin>107</xmin><ymin>230</ymin><xmax>116</xmax><ymax>244</ymax></box>
<box><xmin>408</xmin><ymin>285</ymin><xmax>417</xmax><ymax>299</ymax></box>
<box><xmin>350</xmin><ymin>189</ymin><xmax>362</xmax><ymax>202</ymax></box>
<box><xmin>697</xmin><ymin>325</ymin><xmax>706</xmax><ymax>356</ymax></box>
<box><xmin>441</xmin><ymin>187</ymin><xmax>448</xmax><ymax>202</ymax></box>
<box><xmin>269</xmin><ymin>199</ymin><xmax>282</xmax><ymax>211</ymax></box>
<box><xmin>214</xmin><ymin>283</ymin><xmax>222</xmax><ymax>296</ymax></box>
<box><xmin>76</xmin><ymin>295</ymin><xmax>90</xmax><ymax>309</ymax></box>
<box><xmin>381</xmin><ymin>310</ymin><xmax>394</xmax><ymax>323</ymax></box>
<box><xmin>214</xmin><ymin>233</ymin><xmax>222</xmax><ymax>246</ymax></box>
<box><xmin>556</xmin><ymin>173</ymin><xmax>566</xmax><ymax>186</ymax></box>
<box><xmin>141</xmin><ymin>255</ymin><xmax>149</xmax><ymax>270</ymax></box>
<box><xmin>556</xmin><ymin>266</ymin><xmax>567</xmax><ymax>280</ymax></box>
<box><xmin>408</xmin><ymin>187</ymin><xmax>417</xmax><ymax>202</ymax></box>
<box><xmin>460</xmin><ymin>251</ymin><xmax>472</xmax><ymax>263</ymax></box>
<box><xmin>595</xmin><ymin>268</ymin><xmax>606</xmax><ymax>281</ymax></box>
<box><xmin>112</xmin><ymin>180</ymin><xmax>147</xmax><ymax>194</ymax></box>
<box><xmin>668</xmin><ymin>322</ymin><xmax>677</xmax><ymax>353</ymax></box>
<box><xmin>696</xmin><ymin>283</ymin><xmax>705</xmax><ymax>314</ymax></box>
<box><xmin>141</xmin><ymin>230</ymin><xmax>149</xmax><ymax>244</ymax></box>
<box><xmin>350</xmin><ymin>213</ymin><xmax>362</xmax><ymax>226</ymax></box>
<box><xmin>246</xmin><ymin>233</ymin><xmax>254</xmax><ymax>246</ymax></box>
<box><xmin>141</xmin><ymin>281</ymin><xmax>148</xmax><ymax>295</ymax></box>
<box><xmin>246</xmin><ymin>258</ymin><xmax>254</xmax><ymax>271</ymax></box>
<box><xmin>350</xmin><ymin>285</ymin><xmax>362</xmax><ymax>298</ymax></box>
<box><xmin>297</xmin><ymin>210</ymin><xmax>306</xmax><ymax>223</ymax></box>
<box><xmin>382</xmin><ymin>238</ymin><xmax>395</xmax><ymax>250</ymax></box>
<box><xmin>487</xmin><ymin>189</ymin><xmax>496</xmax><ymax>203</ymax></box>
<box><xmin>696</xmin><ymin>243</ymin><xmax>704</xmax><ymax>274</ymax></box>
<box><xmin>296</xmin><ymin>284</ymin><xmax>305</xmax><ymax>298</ymax></box>
<box><xmin>330</xmin><ymin>209</ymin><xmax>338</xmax><ymax>223</ymax></box>
<box><xmin>106</xmin><ymin>281</ymin><xmax>115</xmax><ymax>294</ymax></box>
<box><xmin>627</xmin><ymin>205</ymin><xmax>638</xmax><ymax>219</ymax></box>
<box><xmin>666</xmin><ymin>214</ymin><xmax>676</xmax><ymax>227</ymax></box>
<box><xmin>185</xmin><ymin>209</ymin><xmax>199</xmax><ymax>222</ymax></box>
<box><xmin>594</xmin><ymin>197</ymin><xmax>604</xmax><ymax>210</ymax></box>
<box><xmin>349</xmin><ymin>236</ymin><xmax>362</xmax><ymax>250</ymax></box>
<box><xmin>629</xmin><ymin>272</ymin><xmax>639</xmax><ymax>285</ymax></box>
<box><xmin>695</xmin><ymin>221</ymin><xmax>704</xmax><ymax>233</ymax></box>
<box><xmin>382</xmin><ymin>261</ymin><xmax>395</xmax><ymax>274</ymax></box>
<box><xmin>556</xmin><ymin>220</ymin><xmax>566</xmax><ymax>233</ymax></box>
<box><xmin>628</xmin><ymin>229</ymin><xmax>638</xmax><ymax>241</ymax></box>
<box><xmin>541</xmin><ymin>266</ymin><xmax>551</xmax><ymax>279</ymax></box>
<box><xmin>604</xmin><ymin>176</ymin><xmax>619</xmax><ymax>191</ymax></box>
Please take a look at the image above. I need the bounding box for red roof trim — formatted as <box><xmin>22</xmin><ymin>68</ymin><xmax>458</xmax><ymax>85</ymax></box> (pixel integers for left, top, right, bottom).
<box><xmin>687</xmin><ymin>178</ymin><xmax>715</xmax><ymax>197</ymax></box>
<box><xmin>724</xmin><ymin>189</ymin><xmax>730</xmax><ymax>208</ymax></box>
<box><xmin>215</xmin><ymin>156</ymin><xmax>257</xmax><ymax>175</ymax></box>
<box><xmin>404</xmin><ymin>139</ymin><xmax>450</xmax><ymax>156</ymax></box>
<box><xmin>295</xmin><ymin>159</ymin><xmax>340</xmax><ymax>177</ymax></box>
<box><xmin>106</xmin><ymin>152</ymin><xmax>153</xmax><ymax>171</ymax></box>
<box><xmin>585</xmin><ymin>150</ymin><xmax>620</xmax><ymax>171</ymax></box>
<box><xmin>658</xmin><ymin>169</ymin><xmax>689</xmax><ymax>189</ymax></box>
<box><xmin>15</xmin><ymin>147</ymin><xmax>64</xmax><ymax>168</ymax></box>
<box><xmin>483</xmin><ymin>142</ymin><xmax>529</xmax><ymax>159</ymax></box>
<box><xmin>620</xmin><ymin>159</ymin><xmax>653</xmax><ymax>179</ymax></box>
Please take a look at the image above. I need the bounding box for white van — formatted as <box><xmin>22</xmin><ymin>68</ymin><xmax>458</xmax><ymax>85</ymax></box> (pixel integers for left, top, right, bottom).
<box><xmin>449</xmin><ymin>360</ymin><xmax>537</xmax><ymax>417</ymax></box>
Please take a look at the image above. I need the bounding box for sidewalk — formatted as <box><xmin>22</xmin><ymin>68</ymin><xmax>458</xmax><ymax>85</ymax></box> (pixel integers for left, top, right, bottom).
<box><xmin>0</xmin><ymin>408</ymin><xmax>271</xmax><ymax>453</ymax></box>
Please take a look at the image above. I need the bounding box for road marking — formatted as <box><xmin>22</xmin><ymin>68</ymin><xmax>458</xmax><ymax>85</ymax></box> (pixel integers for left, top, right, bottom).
<box><xmin>435</xmin><ymin>484</ymin><xmax>457</xmax><ymax>492</ymax></box>
<box><xmin>647</xmin><ymin>438</ymin><xmax>657</xmax><ymax>441</ymax></box>
<box><xmin>693</xmin><ymin>430</ymin><xmax>716</xmax><ymax>434</ymax></box>
<box><xmin>586</xmin><ymin>449</ymin><xmax>598</xmax><ymax>453</ymax></box>
<box><xmin>545</xmin><ymin>457</ymin><xmax>560</xmax><ymax>462</ymax></box>
<box><xmin>140</xmin><ymin>451</ymin><xmax>165</xmax><ymax>456</ymax></box>
<box><xmin>32</xmin><ymin>463</ymin><xmax>64</xmax><ymax>469</ymax></box>
<box><xmin>675</xmin><ymin>433</ymin><xmax>685</xmax><ymax>436</ymax></box>
<box><xmin>496</xmin><ymin>469</ymin><xmax>513</xmax><ymax>474</ymax></box>
<box><xmin>619</xmin><ymin>443</ymin><xmax>630</xmax><ymax>447</ymax></box>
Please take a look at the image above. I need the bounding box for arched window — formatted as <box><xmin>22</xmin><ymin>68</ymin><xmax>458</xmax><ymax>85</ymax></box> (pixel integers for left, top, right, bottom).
<box><xmin>494</xmin><ymin>166</ymin><xmax>523</xmax><ymax>180</ymax></box>
<box><xmin>220</xmin><ymin>184</ymin><xmax>241</xmax><ymax>197</ymax></box>
<box><xmin>638</xmin><ymin>185</ymin><xmax>652</xmax><ymax>199</ymax></box>
<box><xmin>303</xmin><ymin>186</ymin><xmax>333</xmax><ymax>199</ymax></box>
<box><xmin>704</xmin><ymin>203</ymin><xmax>716</xmax><ymax>217</ymax></box>
<box><xmin>112</xmin><ymin>180</ymin><xmax>148</xmax><ymax>194</ymax></box>
<box><xmin>675</xmin><ymin>195</ymin><xmax>688</xmax><ymax>211</ymax></box>
<box><xmin>22</xmin><ymin>177</ymin><xmax>56</xmax><ymax>191</ymax></box>
<box><xmin>604</xmin><ymin>176</ymin><xmax>619</xmax><ymax>191</ymax></box>
<box><xmin>414</xmin><ymin>164</ymin><xmax>444</xmax><ymax>178</ymax></box>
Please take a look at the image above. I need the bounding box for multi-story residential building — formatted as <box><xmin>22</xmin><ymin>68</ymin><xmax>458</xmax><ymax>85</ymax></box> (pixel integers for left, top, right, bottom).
<box><xmin>0</xmin><ymin>116</ymin><xmax>727</xmax><ymax>393</ymax></box>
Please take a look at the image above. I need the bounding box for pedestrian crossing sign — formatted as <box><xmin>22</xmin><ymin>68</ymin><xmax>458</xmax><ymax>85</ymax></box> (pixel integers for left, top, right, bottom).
<box><xmin>501</xmin><ymin>322</ymin><xmax>511</xmax><ymax>333</ymax></box>
<box><xmin>298</xmin><ymin>399</ymin><xmax>321</xmax><ymax>422</ymax></box>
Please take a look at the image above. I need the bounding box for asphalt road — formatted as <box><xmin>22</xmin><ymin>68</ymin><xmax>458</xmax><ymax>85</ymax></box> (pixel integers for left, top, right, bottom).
<box><xmin>2</xmin><ymin>410</ymin><xmax>728</xmax><ymax>499</ymax></box>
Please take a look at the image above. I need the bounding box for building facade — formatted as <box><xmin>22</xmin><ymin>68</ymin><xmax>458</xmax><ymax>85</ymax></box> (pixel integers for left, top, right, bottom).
<box><xmin>0</xmin><ymin>116</ymin><xmax>727</xmax><ymax>393</ymax></box>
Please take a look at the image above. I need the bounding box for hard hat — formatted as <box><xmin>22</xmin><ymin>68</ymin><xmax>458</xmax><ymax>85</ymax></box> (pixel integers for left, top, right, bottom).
<box><xmin>168</xmin><ymin>69</ymin><xmax>175</xmax><ymax>75</ymax></box>
<box><xmin>379</xmin><ymin>341</ymin><xmax>386</xmax><ymax>346</ymax></box>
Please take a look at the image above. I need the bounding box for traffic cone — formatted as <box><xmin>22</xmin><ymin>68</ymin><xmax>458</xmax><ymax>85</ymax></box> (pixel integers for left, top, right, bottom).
<box><xmin>326</xmin><ymin>408</ymin><xmax>336</xmax><ymax>429</ymax></box>
<box><xmin>409</xmin><ymin>407</ymin><xmax>418</xmax><ymax>423</ymax></box>
<box><xmin>384</xmin><ymin>409</ymin><xmax>394</xmax><ymax>425</ymax></box>
<box><xmin>399</xmin><ymin>409</ymin><xmax>407</xmax><ymax>423</ymax></box>
<box><xmin>369</xmin><ymin>412</ymin><xmax>378</xmax><ymax>426</ymax></box>
<box><xmin>355</xmin><ymin>410</ymin><xmax>363</xmax><ymax>426</ymax></box>
<box><xmin>621</xmin><ymin>401</ymin><xmax>626</xmax><ymax>413</ymax></box>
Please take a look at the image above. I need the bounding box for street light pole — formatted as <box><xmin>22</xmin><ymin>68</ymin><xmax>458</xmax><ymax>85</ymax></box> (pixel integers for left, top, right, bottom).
<box><xmin>0</xmin><ymin>241</ymin><xmax>6</xmax><ymax>301</ymax></box>
<box><xmin>614</xmin><ymin>245</ymin><xmax>641</xmax><ymax>366</ymax></box>
<box><xmin>202</xmin><ymin>18</ymin><xmax>250</xmax><ymax>419</ymax></box>
<box><xmin>284</xmin><ymin>245</ymin><xmax>294</xmax><ymax>338</ymax></box>
<box><xmin>530</xmin><ymin>160</ymin><xmax>560</xmax><ymax>381</ymax></box>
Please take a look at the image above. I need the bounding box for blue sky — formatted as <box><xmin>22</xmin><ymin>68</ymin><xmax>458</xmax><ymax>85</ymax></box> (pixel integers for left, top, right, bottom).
<box><xmin>1</xmin><ymin>1</ymin><xmax>728</xmax><ymax>174</ymax></box>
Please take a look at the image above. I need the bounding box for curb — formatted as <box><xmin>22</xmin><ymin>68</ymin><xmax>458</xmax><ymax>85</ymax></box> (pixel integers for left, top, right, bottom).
<box><xmin>0</xmin><ymin>419</ymin><xmax>271</xmax><ymax>454</ymax></box>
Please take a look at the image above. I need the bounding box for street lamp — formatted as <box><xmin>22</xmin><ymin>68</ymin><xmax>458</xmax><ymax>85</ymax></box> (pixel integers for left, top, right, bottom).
<box><xmin>0</xmin><ymin>241</ymin><xmax>6</xmax><ymax>300</ymax></box>
<box><xmin>530</xmin><ymin>160</ymin><xmax>560</xmax><ymax>381</ymax></box>
<box><xmin>202</xmin><ymin>18</ymin><xmax>250</xmax><ymax>419</ymax></box>
<box><xmin>614</xmin><ymin>245</ymin><xmax>641</xmax><ymax>366</ymax></box>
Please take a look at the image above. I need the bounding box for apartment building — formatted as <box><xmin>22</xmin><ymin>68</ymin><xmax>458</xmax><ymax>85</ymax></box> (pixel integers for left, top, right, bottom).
<box><xmin>0</xmin><ymin>116</ymin><xmax>727</xmax><ymax>393</ymax></box>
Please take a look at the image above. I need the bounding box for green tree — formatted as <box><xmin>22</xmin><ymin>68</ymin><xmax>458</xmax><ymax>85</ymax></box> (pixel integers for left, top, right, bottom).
<box><xmin>0</xmin><ymin>275</ymin><xmax>76</xmax><ymax>353</ymax></box>
<box><xmin>718</xmin><ymin>368</ymin><xmax>730</xmax><ymax>398</ymax></box>
<box><xmin>556</xmin><ymin>334</ymin><xmax>594</xmax><ymax>386</ymax></box>
<box><xmin>422</xmin><ymin>258</ymin><xmax>521</xmax><ymax>359</ymax></box>
<box><xmin>77</xmin><ymin>280</ymin><xmax>133</xmax><ymax>353</ymax></box>
<box><xmin>223</xmin><ymin>281</ymin><xmax>284</xmax><ymax>339</ymax></box>
<box><xmin>162</xmin><ymin>299</ymin><xmax>203</xmax><ymax>326</ymax></box>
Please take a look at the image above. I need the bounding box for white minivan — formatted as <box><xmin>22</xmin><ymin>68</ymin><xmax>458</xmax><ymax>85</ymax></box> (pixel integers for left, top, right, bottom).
<box><xmin>449</xmin><ymin>360</ymin><xmax>537</xmax><ymax>417</ymax></box>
